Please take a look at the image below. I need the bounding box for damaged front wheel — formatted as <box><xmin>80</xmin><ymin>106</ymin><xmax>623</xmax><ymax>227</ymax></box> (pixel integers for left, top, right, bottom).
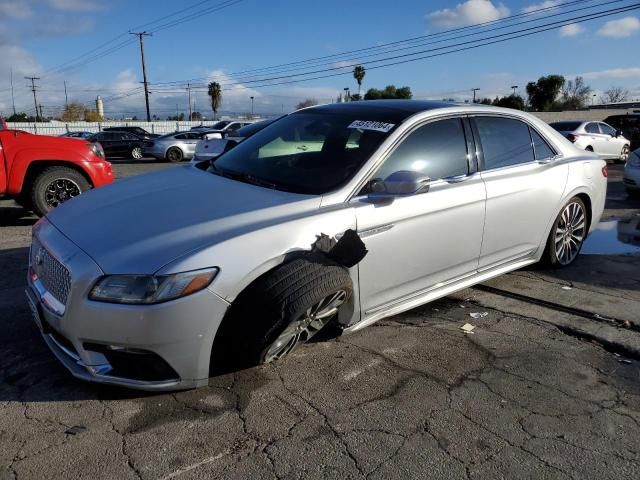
<box><xmin>210</xmin><ymin>253</ymin><xmax>353</xmax><ymax>374</ymax></box>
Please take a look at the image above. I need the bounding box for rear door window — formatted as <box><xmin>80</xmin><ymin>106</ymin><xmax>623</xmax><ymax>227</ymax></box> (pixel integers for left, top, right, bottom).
<box><xmin>474</xmin><ymin>116</ymin><xmax>534</xmax><ymax>169</ymax></box>
<box><xmin>585</xmin><ymin>123</ymin><xmax>600</xmax><ymax>134</ymax></box>
<box><xmin>599</xmin><ymin>123</ymin><xmax>616</xmax><ymax>136</ymax></box>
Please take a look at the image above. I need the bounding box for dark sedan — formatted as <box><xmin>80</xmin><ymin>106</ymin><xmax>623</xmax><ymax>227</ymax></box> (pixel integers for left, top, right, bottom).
<box><xmin>88</xmin><ymin>131</ymin><xmax>146</xmax><ymax>159</ymax></box>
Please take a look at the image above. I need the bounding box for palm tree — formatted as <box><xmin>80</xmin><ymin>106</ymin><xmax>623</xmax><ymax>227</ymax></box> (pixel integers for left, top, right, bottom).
<box><xmin>353</xmin><ymin>65</ymin><xmax>366</xmax><ymax>97</ymax></box>
<box><xmin>208</xmin><ymin>82</ymin><xmax>222</xmax><ymax>119</ymax></box>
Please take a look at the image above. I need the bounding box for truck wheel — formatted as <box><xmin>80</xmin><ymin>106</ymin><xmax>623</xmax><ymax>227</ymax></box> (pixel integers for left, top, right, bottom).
<box><xmin>31</xmin><ymin>167</ymin><xmax>90</xmax><ymax>216</ymax></box>
<box><xmin>211</xmin><ymin>253</ymin><xmax>353</xmax><ymax>373</ymax></box>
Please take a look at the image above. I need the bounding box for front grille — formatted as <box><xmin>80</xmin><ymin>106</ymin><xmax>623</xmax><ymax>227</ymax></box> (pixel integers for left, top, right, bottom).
<box><xmin>30</xmin><ymin>237</ymin><xmax>71</xmax><ymax>305</ymax></box>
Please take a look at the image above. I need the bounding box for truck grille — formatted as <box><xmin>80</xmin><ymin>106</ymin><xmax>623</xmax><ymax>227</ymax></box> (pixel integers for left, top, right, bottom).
<box><xmin>30</xmin><ymin>237</ymin><xmax>71</xmax><ymax>305</ymax></box>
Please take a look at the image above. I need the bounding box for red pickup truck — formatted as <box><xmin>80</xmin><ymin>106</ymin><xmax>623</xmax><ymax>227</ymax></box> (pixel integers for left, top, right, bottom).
<box><xmin>0</xmin><ymin>118</ymin><xmax>113</xmax><ymax>216</ymax></box>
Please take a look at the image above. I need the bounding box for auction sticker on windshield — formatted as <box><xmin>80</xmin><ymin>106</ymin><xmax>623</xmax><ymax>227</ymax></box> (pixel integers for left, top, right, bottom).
<box><xmin>348</xmin><ymin>120</ymin><xmax>395</xmax><ymax>133</ymax></box>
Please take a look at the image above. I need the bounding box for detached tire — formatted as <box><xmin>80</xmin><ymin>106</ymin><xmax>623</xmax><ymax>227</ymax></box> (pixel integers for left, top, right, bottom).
<box><xmin>211</xmin><ymin>253</ymin><xmax>353</xmax><ymax>374</ymax></box>
<box><xmin>30</xmin><ymin>167</ymin><xmax>90</xmax><ymax>217</ymax></box>
<box><xmin>166</xmin><ymin>147</ymin><xmax>184</xmax><ymax>163</ymax></box>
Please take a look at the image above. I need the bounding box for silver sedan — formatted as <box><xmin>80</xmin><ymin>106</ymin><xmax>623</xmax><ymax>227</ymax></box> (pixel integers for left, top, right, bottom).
<box><xmin>143</xmin><ymin>131</ymin><xmax>206</xmax><ymax>162</ymax></box>
<box><xmin>26</xmin><ymin>101</ymin><xmax>607</xmax><ymax>391</ymax></box>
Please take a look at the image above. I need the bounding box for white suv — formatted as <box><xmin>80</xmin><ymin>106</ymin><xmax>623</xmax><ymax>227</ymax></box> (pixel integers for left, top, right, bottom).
<box><xmin>550</xmin><ymin>121</ymin><xmax>630</xmax><ymax>163</ymax></box>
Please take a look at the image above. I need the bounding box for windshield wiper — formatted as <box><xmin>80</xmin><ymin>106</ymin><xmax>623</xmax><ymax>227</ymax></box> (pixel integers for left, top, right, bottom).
<box><xmin>208</xmin><ymin>164</ymin><xmax>288</xmax><ymax>191</ymax></box>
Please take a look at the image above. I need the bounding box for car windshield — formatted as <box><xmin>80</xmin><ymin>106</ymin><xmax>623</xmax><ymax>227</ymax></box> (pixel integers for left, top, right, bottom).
<box><xmin>550</xmin><ymin>121</ymin><xmax>582</xmax><ymax>131</ymax></box>
<box><xmin>212</xmin><ymin>111</ymin><xmax>398</xmax><ymax>194</ymax></box>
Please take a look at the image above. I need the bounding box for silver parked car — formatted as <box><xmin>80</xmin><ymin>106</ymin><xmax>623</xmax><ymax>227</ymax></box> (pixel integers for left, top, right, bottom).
<box><xmin>550</xmin><ymin>120</ymin><xmax>630</xmax><ymax>162</ymax></box>
<box><xmin>624</xmin><ymin>147</ymin><xmax>640</xmax><ymax>196</ymax></box>
<box><xmin>143</xmin><ymin>131</ymin><xmax>207</xmax><ymax>162</ymax></box>
<box><xmin>26</xmin><ymin>101</ymin><xmax>607</xmax><ymax>391</ymax></box>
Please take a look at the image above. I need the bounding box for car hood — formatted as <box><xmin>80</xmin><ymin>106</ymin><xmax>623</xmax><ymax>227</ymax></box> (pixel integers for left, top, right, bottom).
<box><xmin>45</xmin><ymin>166</ymin><xmax>320</xmax><ymax>274</ymax></box>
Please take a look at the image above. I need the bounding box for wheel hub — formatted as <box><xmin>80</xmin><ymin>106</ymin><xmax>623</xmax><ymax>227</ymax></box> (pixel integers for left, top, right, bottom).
<box><xmin>44</xmin><ymin>178</ymin><xmax>81</xmax><ymax>208</ymax></box>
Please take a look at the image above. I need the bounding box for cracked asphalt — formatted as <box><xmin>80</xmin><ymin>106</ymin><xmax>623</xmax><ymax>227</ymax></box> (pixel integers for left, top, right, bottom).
<box><xmin>1</xmin><ymin>161</ymin><xmax>639</xmax><ymax>480</ymax></box>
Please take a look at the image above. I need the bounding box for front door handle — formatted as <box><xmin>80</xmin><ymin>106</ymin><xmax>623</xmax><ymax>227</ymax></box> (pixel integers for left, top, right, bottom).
<box><xmin>444</xmin><ymin>174</ymin><xmax>470</xmax><ymax>183</ymax></box>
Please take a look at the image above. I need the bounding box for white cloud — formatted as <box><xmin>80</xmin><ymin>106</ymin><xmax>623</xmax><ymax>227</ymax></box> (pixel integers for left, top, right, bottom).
<box><xmin>578</xmin><ymin>67</ymin><xmax>640</xmax><ymax>80</ymax></box>
<box><xmin>559</xmin><ymin>23</ymin><xmax>585</xmax><ymax>37</ymax></box>
<box><xmin>522</xmin><ymin>1</ymin><xmax>560</xmax><ymax>14</ymax></box>
<box><xmin>47</xmin><ymin>0</ymin><xmax>101</xmax><ymax>11</ymax></box>
<box><xmin>597</xmin><ymin>17</ymin><xmax>640</xmax><ymax>38</ymax></box>
<box><xmin>426</xmin><ymin>0</ymin><xmax>510</xmax><ymax>28</ymax></box>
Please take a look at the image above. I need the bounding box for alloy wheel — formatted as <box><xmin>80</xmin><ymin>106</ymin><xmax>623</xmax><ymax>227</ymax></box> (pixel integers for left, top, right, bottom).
<box><xmin>132</xmin><ymin>147</ymin><xmax>143</xmax><ymax>159</ymax></box>
<box><xmin>44</xmin><ymin>178</ymin><xmax>81</xmax><ymax>208</ymax></box>
<box><xmin>554</xmin><ymin>201</ymin><xmax>586</xmax><ymax>266</ymax></box>
<box><xmin>263</xmin><ymin>290</ymin><xmax>347</xmax><ymax>363</ymax></box>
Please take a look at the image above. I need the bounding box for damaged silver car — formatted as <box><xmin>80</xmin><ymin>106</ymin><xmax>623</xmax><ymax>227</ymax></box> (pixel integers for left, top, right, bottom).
<box><xmin>26</xmin><ymin>100</ymin><xmax>607</xmax><ymax>391</ymax></box>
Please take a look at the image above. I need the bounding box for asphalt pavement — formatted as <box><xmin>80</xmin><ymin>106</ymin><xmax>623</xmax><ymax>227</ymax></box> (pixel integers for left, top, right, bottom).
<box><xmin>1</xmin><ymin>161</ymin><xmax>639</xmax><ymax>480</ymax></box>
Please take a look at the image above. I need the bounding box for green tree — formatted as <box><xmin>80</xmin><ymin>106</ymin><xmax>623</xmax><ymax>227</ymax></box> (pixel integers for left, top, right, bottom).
<box><xmin>60</xmin><ymin>102</ymin><xmax>85</xmax><ymax>122</ymax></box>
<box><xmin>526</xmin><ymin>75</ymin><xmax>565</xmax><ymax>111</ymax></box>
<box><xmin>191</xmin><ymin>111</ymin><xmax>202</xmax><ymax>121</ymax></box>
<box><xmin>295</xmin><ymin>99</ymin><xmax>318</xmax><ymax>110</ymax></box>
<box><xmin>353</xmin><ymin>65</ymin><xmax>366</xmax><ymax>97</ymax></box>
<box><xmin>7</xmin><ymin>112</ymin><xmax>32</xmax><ymax>122</ymax></box>
<box><xmin>208</xmin><ymin>82</ymin><xmax>222</xmax><ymax>120</ymax></box>
<box><xmin>478</xmin><ymin>98</ymin><xmax>493</xmax><ymax>105</ymax></box>
<box><xmin>364</xmin><ymin>85</ymin><xmax>413</xmax><ymax>100</ymax></box>
<box><xmin>493</xmin><ymin>94</ymin><xmax>525</xmax><ymax>110</ymax></box>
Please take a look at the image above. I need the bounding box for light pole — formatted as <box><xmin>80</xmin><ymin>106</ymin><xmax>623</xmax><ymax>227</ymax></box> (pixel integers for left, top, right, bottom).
<box><xmin>592</xmin><ymin>94</ymin><xmax>597</xmax><ymax>106</ymax></box>
<box><xmin>250</xmin><ymin>96</ymin><xmax>254</xmax><ymax>116</ymax></box>
<box><xmin>344</xmin><ymin>87</ymin><xmax>350</xmax><ymax>102</ymax></box>
<box><xmin>471</xmin><ymin>88</ymin><xmax>480</xmax><ymax>103</ymax></box>
<box><xmin>511</xmin><ymin>85</ymin><xmax>518</xmax><ymax>96</ymax></box>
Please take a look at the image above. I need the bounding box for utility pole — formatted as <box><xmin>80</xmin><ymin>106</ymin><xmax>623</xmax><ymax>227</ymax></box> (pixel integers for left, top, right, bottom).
<box><xmin>10</xmin><ymin>68</ymin><xmax>16</xmax><ymax>115</ymax></box>
<box><xmin>186</xmin><ymin>83</ymin><xmax>192</xmax><ymax>121</ymax></box>
<box><xmin>25</xmin><ymin>76</ymin><xmax>40</xmax><ymax>121</ymax></box>
<box><xmin>471</xmin><ymin>88</ymin><xmax>480</xmax><ymax>103</ymax></box>
<box><xmin>64</xmin><ymin>80</ymin><xmax>68</xmax><ymax>107</ymax></box>
<box><xmin>38</xmin><ymin>104</ymin><xmax>44</xmax><ymax>120</ymax></box>
<box><xmin>129</xmin><ymin>31</ymin><xmax>152</xmax><ymax>121</ymax></box>
<box><xmin>250</xmin><ymin>96</ymin><xmax>254</xmax><ymax>116</ymax></box>
<box><xmin>511</xmin><ymin>85</ymin><xmax>518</xmax><ymax>96</ymax></box>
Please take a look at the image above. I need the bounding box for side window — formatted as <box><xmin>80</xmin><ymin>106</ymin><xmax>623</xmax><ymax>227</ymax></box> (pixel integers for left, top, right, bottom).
<box><xmin>174</xmin><ymin>133</ymin><xmax>187</xmax><ymax>140</ymax></box>
<box><xmin>373</xmin><ymin>118</ymin><xmax>469</xmax><ymax>182</ymax></box>
<box><xmin>599</xmin><ymin>123</ymin><xmax>615</xmax><ymax>136</ymax></box>
<box><xmin>585</xmin><ymin>123</ymin><xmax>599</xmax><ymax>134</ymax></box>
<box><xmin>227</xmin><ymin>123</ymin><xmax>240</xmax><ymax>132</ymax></box>
<box><xmin>530</xmin><ymin>128</ymin><xmax>555</xmax><ymax>160</ymax></box>
<box><xmin>474</xmin><ymin>117</ymin><xmax>534</xmax><ymax>169</ymax></box>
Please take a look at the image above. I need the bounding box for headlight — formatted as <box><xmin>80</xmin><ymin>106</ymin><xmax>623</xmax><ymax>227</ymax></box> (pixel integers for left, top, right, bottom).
<box><xmin>89</xmin><ymin>142</ymin><xmax>105</xmax><ymax>159</ymax></box>
<box><xmin>89</xmin><ymin>268</ymin><xmax>218</xmax><ymax>305</ymax></box>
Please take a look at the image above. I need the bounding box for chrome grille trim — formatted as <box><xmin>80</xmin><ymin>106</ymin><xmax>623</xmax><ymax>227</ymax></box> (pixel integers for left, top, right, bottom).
<box><xmin>30</xmin><ymin>237</ymin><xmax>71</xmax><ymax>306</ymax></box>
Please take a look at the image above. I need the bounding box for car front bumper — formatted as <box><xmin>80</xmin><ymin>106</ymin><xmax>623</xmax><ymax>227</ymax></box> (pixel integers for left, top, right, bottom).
<box><xmin>25</xmin><ymin>218</ymin><xmax>230</xmax><ymax>391</ymax></box>
<box><xmin>142</xmin><ymin>145</ymin><xmax>167</xmax><ymax>159</ymax></box>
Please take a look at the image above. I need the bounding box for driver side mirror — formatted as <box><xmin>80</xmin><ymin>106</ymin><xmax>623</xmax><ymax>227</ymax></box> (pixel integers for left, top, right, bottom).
<box><xmin>369</xmin><ymin>170</ymin><xmax>431</xmax><ymax>197</ymax></box>
<box><xmin>615</xmin><ymin>129</ymin><xmax>624</xmax><ymax>138</ymax></box>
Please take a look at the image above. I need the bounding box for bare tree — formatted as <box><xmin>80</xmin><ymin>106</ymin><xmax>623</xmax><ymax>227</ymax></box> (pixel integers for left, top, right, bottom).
<box><xmin>295</xmin><ymin>99</ymin><xmax>318</xmax><ymax>110</ymax></box>
<box><xmin>600</xmin><ymin>87</ymin><xmax>630</xmax><ymax>104</ymax></box>
<box><xmin>560</xmin><ymin>76</ymin><xmax>592</xmax><ymax>109</ymax></box>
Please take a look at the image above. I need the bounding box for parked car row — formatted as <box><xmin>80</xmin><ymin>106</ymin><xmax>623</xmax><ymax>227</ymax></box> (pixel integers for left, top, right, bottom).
<box><xmin>550</xmin><ymin>120</ymin><xmax>630</xmax><ymax>163</ymax></box>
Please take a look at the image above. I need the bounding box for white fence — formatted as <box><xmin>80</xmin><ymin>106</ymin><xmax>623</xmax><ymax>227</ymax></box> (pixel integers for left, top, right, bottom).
<box><xmin>6</xmin><ymin>119</ymin><xmax>260</xmax><ymax>136</ymax></box>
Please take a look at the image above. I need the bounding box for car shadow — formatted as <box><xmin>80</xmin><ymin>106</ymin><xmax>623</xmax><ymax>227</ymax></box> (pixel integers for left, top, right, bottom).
<box><xmin>0</xmin><ymin>202</ymin><xmax>38</xmax><ymax>227</ymax></box>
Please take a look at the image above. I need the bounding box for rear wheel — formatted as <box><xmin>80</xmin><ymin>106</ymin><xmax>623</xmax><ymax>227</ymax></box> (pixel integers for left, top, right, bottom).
<box><xmin>210</xmin><ymin>254</ymin><xmax>353</xmax><ymax>373</ymax></box>
<box><xmin>30</xmin><ymin>167</ymin><xmax>90</xmax><ymax>217</ymax></box>
<box><xmin>131</xmin><ymin>146</ymin><xmax>143</xmax><ymax>159</ymax></box>
<box><xmin>541</xmin><ymin>197</ymin><xmax>587</xmax><ymax>267</ymax></box>
<box><xmin>166</xmin><ymin>147</ymin><xmax>184</xmax><ymax>163</ymax></box>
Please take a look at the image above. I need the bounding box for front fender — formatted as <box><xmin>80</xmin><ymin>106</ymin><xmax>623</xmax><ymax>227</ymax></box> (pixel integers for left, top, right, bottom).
<box><xmin>7</xmin><ymin>147</ymin><xmax>91</xmax><ymax>194</ymax></box>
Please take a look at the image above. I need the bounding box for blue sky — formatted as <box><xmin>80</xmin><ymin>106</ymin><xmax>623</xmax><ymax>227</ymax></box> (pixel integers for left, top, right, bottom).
<box><xmin>1</xmin><ymin>0</ymin><xmax>639</xmax><ymax>119</ymax></box>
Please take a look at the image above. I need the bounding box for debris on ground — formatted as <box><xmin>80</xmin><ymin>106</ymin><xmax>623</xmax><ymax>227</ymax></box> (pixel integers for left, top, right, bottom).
<box><xmin>461</xmin><ymin>323</ymin><xmax>476</xmax><ymax>333</ymax></box>
<box><xmin>561</xmin><ymin>286</ymin><xmax>573</xmax><ymax>290</ymax></box>
<box><xmin>469</xmin><ymin>312</ymin><xmax>488</xmax><ymax>319</ymax></box>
